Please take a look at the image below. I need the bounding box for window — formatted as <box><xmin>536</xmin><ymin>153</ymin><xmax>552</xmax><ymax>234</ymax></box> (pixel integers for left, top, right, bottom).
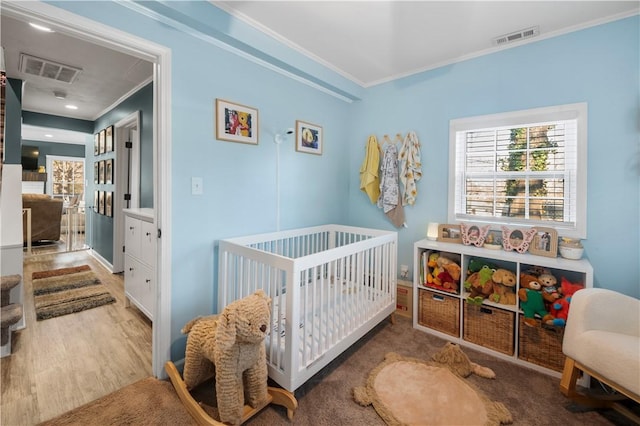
<box><xmin>46</xmin><ymin>155</ymin><xmax>85</xmax><ymax>202</ymax></box>
<box><xmin>448</xmin><ymin>103</ymin><xmax>587</xmax><ymax>238</ymax></box>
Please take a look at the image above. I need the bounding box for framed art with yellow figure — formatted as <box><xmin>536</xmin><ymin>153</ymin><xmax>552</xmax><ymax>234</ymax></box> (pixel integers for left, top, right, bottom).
<box><xmin>215</xmin><ymin>99</ymin><xmax>259</xmax><ymax>145</ymax></box>
<box><xmin>295</xmin><ymin>120</ymin><xmax>323</xmax><ymax>155</ymax></box>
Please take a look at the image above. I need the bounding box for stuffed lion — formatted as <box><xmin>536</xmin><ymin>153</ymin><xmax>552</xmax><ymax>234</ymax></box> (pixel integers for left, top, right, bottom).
<box><xmin>181</xmin><ymin>290</ymin><xmax>271</xmax><ymax>425</ymax></box>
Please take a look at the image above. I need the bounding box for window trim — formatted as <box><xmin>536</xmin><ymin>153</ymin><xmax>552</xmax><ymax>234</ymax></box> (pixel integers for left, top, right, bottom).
<box><xmin>46</xmin><ymin>155</ymin><xmax>86</xmax><ymax>199</ymax></box>
<box><xmin>448</xmin><ymin>103</ymin><xmax>588</xmax><ymax>239</ymax></box>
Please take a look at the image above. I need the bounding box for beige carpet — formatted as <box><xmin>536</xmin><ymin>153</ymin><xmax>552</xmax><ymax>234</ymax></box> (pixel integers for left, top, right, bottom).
<box><xmin>32</xmin><ymin>265</ymin><xmax>115</xmax><ymax>320</ymax></box>
<box><xmin>38</xmin><ymin>377</ymin><xmax>197</xmax><ymax>426</ymax></box>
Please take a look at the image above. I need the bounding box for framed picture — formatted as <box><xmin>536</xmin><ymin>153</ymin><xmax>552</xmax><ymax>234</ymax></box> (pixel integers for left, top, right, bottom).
<box><xmin>98</xmin><ymin>160</ymin><xmax>105</xmax><ymax>184</ymax></box>
<box><xmin>460</xmin><ymin>222</ymin><xmax>490</xmax><ymax>247</ymax></box>
<box><xmin>484</xmin><ymin>229</ymin><xmax>503</xmax><ymax>250</ymax></box>
<box><xmin>105</xmin><ymin>192</ymin><xmax>113</xmax><ymax>217</ymax></box>
<box><xmin>215</xmin><ymin>98</ymin><xmax>259</xmax><ymax>145</ymax></box>
<box><xmin>105</xmin><ymin>125</ymin><xmax>114</xmax><ymax>152</ymax></box>
<box><xmin>98</xmin><ymin>191</ymin><xmax>105</xmax><ymax>215</ymax></box>
<box><xmin>437</xmin><ymin>224</ymin><xmax>462</xmax><ymax>243</ymax></box>
<box><xmin>295</xmin><ymin>120</ymin><xmax>323</xmax><ymax>155</ymax></box>
<box><xmin>94</xmin><ymin>190</ymin><xmax>99</xmax><ymax>213</ymax></box>
<box><xmin>94</xmin><ymin>133</ymin><xmax>99</xmax><ymax>155</ymax></box>
<box><xmin>105</xmin><ymin>159</ymin><xmax>113</xmax><ymax>184</ymax></box>
<box><xmin>99</xmin><ymin>129</ymin><xmax>106</xmax><ymax>154</ymax></box>
<box><xmin>94</xmin><ymin>162</ymin><xmax>99</xmax><ymax>184</ymax></box>
<box><xmin>501</xmin><ymin>226</ymin><xmax>537</xmax><ymax>254</ymax></box>
<box><xmin>529</xmin><ymin>227</ymin><xmax>558</xmax><ymax>258</ymax></box>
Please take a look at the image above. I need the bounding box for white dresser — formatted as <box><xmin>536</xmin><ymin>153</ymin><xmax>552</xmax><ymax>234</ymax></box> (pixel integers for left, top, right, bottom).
<box><xmin>123</xmin><ymin>208</ymin><xmax>155</xmax><ymax>320</ymax></box>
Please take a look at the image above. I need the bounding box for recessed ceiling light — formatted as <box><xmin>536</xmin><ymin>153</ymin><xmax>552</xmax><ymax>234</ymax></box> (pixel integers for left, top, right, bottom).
<box><xmin>29</xmin><ymin>22</ymin><xmax>54</xmax><ymax>33</ymax></box>
<box><xmin>53</xmin><ymin>91</ymin><xmax>66</xmax><ymax>100</ymax></box>
<box><xmin>44</xmin><ymin>134</ymin><xmax>53</xmax><ymax>138</ymax></box>
<box><xmin>65</xmin><ymin>104</ymin><xmax>78</xmax><ymax>110</ymax></box>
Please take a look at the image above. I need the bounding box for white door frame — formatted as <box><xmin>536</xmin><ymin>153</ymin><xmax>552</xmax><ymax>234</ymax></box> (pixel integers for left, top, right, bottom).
<box><xmin>4</xmin><ymin>1</ymin><xmax>173</xmax><ymax>379</ymax></box>
<box><xmin>113</xmin><ymin>111</ymin><xmax>141</xmax><ymax>273</ymax></box>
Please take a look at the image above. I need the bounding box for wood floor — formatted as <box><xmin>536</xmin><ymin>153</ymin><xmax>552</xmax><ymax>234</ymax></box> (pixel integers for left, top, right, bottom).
<box><xmin>1</xmin><ymin>249</ymin><xmax>152</xmax><ymax>425</ymax></box>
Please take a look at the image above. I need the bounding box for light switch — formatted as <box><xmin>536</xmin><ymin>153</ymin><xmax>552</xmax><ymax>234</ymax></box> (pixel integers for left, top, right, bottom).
<box><xmin>191</xmin><ymin>177</ymin><xmax>203</xmax><ymax>195</ymax></box>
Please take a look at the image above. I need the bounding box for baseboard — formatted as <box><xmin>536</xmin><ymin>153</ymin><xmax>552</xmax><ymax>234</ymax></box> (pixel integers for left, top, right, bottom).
<box><xmin>89</xmin><ymin>249</ymin><xmax>114</xmax><ymax>272</ymax></box>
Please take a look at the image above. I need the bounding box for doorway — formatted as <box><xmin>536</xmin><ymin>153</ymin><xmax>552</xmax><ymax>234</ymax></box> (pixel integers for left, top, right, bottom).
<box><xmin>4</xmin><ymin>1</ymin><xmax>172</xmax><ymax>379</ymax></box>
<box><xmin>45</xmin><ymin>154</ymin><xmax>88</xmax><ymax>252</ymax></box>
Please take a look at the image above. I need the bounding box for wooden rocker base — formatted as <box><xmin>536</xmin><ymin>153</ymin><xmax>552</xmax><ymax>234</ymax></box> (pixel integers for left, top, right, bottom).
<box><xmin>559</xmin><ymin>357</ymin><xmax>640</xmax><ymax>424</ymax></box>
<box><xmin>165</xmin><ymin>361</ymin><xmax>297</xmax><ymax>426</ymax></box>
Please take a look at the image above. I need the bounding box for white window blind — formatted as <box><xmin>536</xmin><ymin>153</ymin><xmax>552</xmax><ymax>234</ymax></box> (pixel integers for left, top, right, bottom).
<box><xmin>448</xmin><ymin>103</ymin><xmax>587</xmax><ymax>238</ymax></box>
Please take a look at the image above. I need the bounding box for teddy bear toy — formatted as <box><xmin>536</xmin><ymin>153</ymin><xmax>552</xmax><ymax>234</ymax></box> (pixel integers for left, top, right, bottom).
<box><xmin>465</xmin><ymin>265</ymin><xmax>495</xmax><ymax>304</ymax></box>
<box><xmin>549</xmin><ymin>277</ymin><xmax>584</xmax><ymax>326</ymax></box>
<box><xmin>181</xmin><ymin>290</ymin><xmax>271</xmax><ymax>425</ymax></box>
<box><xmin>236</xmin><ymin>111</ymin><xmax>251</xmax><ymax>137</ymax></box>
<box><xmin>490</xmin><ymin>268</ymin><xmax>517</xmax><ymax>305</ymax></box>
<box><xmin>436</xmin><ymin>256</ymin><xmax>461</xmax><ymax>292</ymax></box>
<box><xmin>538</xmin><ymin>273</ymin><xmax>560</xmax><ymax>306</ymax></box>
<box><xmin>518</xmin><ymin>273</ymin><xmax>555</xmax><ymax>327</ymax></box>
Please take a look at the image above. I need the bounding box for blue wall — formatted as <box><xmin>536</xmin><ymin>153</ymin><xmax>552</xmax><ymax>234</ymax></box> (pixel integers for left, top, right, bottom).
<box><xmin>21</xmin><ymin>140</ymin><xmax>85</xmax><ymax>169</ymax></box>
<box><xmin>347</xmin><ymin>16</ymin><xmax>640</xmax><ymax>298</ymax></box>
<box><xmin>46</xmin><ymin>2</ymin><xmax>639</xmax><ymax>362</ymax></box>
<box><xmin>4</xmin><ymin>78</ymin><xmax>23</xmax><ymax>164</ymax></box>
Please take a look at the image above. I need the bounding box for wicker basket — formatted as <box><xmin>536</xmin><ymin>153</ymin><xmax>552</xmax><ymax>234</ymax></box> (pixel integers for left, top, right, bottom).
<box><xmin>463</xmin><ymin>303</ymin><xmax>515</xmax><ymax>355</ymax></box>
<box><xmin>518</xmin><ymin>316</ymin><xmax>566</xmax><ymax>372</ymax></box>
<box><xmin>418</xmin><ymin>289</ymin><xmax>460</xmax><ymax>337</ymax></box>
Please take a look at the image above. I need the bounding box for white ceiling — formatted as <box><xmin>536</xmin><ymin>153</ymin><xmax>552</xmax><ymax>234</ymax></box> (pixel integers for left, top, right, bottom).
<box><xmin>1</xmin><ymin>12</ymin><xmax>153</xmax><ymax>143</ymax></box>
<box><xmin>1</xmin><ymin>1</ymin><xmax>638</xmax><ymax>144</ymax></box>
<box><xmin>215</xmin><ymin>1</ymin><xmax>639</xmax><ymax>86</ymax></box>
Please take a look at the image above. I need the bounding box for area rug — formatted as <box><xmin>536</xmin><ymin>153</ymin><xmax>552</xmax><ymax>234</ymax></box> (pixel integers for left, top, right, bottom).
<box><xmin>38</xmin><ymin>377</ymin><xmax>197</xmax><ymax>426</ymax></box>
<box><xmin>353</xmin><ymin>346</ymin><xmax>513</xmax><ymax>426</ymax></box>
<box><xmin>32</xmin><ymin>265</ymin><xmax>116</xmax><ymax>320</ymax></box>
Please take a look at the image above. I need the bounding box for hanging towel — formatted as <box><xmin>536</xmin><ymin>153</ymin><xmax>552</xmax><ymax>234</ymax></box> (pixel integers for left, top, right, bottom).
<box><xmin>377</xmin><ymin>143</ymin><xmax>405</xmax><ymax>227</ymax></box>
<box><xmin>359</xmin><ymin>135</ymin><xmax>381</xmax><ymax>204</ymax></box>
<box><xmin>398</xmin><ymin>131</ymin><xmax>422</xmax><ymax>206</ymax></box>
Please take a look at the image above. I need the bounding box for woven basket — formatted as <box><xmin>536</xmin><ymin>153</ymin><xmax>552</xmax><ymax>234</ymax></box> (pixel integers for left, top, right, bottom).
<box><xmin>518</xmin><ymin>316</ymin><xmax>566</xmax><ymax>372</ymax></box>
<box><xmin>418</xmin><ymin>289</ymin><xmax>460</xmax><ymax>337</ymax></box>
<box><xmin>463</xmin><ymin>303</ymin><xmax>515</xmax><ymax>355</ymax></box>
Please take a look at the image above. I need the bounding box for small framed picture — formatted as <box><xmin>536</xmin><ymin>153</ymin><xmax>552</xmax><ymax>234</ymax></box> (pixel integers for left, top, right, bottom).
<box><xmin>501</xmin><ymin>226</ymin><xmax>538</xmax><ymax>254</ymax></box>
<box><xmin>94</xmin><ymin>133</ymin><xmax>100</xmax><ymax>155</ymax></box>
<box><xmin>105</xmin><ymin>192</ymin><xmax>113</xmax><ymax>217</ymax></box>
<box><xmin>94</xmin><ymin>162</ymin><xmax>99</xmax><ymax>184</ymax></box>
<box><xmin>94</xmin><ymin>190</ymin><xmax>99</xmax><ymax>213</ymax></box>
<box><xmin>295</xmin><ymin>120</ymin><xmax>323</xmax><ymax>155</ymax></box>
<box><xmin>105</xmin><ymin>125</ymin><xmax>114</xmax><ymax>152</ymax></box>
<box><xmin>460</xmin><ymin>223</ymin><xmax>490</xmax><ymax>247</ymax></box>
<box><xmin>529</xmin><ymin>227</ymin><xmax>558</xmax><ymax>258</ymax></box>
<box><xmin>215</xmin><ymin>98</ymin><xmax>259</xmax><ymax>145</ymax></box>
<box><xmin>99</xmin><ymin>129</ymin><xmax>106</xmax><ymax>154</ymax></box>
<box><xmin>98</xmin><ymin>191</ymin><xmax>105</xmax><ymax>215</ymax></box>
<box><xmin>484</xmin><ymin>229</ymin><xmax>503</xmax><ymax>249</ymax></box>
<box><xmin>98</xmin><ymin>160</ymin><xmax>105</xmax><ymax>184</ymax></box>
<box><xmin>105</xmin><ymin>159</ymin><xmax>113</xmax><ymax>184</ymax></box>
<box><xmin>437</xmin><ymin>224</ymin><xmax>462</xmax><ymax>243</ymax></box>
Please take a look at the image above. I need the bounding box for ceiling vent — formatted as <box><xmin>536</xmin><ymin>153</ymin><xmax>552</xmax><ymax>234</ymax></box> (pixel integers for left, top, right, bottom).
<box><xmin>493</xmin><ymin>26</ymin><xmax>539</xmax><ymax>46</ymax></box>
<box><xmin>19</xmin><ymin>53</ymin><xmax>82</xmax><ymax>83</ymax></box>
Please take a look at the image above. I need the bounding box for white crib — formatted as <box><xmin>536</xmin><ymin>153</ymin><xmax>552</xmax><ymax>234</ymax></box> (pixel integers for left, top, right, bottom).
<box><xmin>218</xmin><ymin>224</ymin><xmax>397</xmax><ymax>392</ymax></box>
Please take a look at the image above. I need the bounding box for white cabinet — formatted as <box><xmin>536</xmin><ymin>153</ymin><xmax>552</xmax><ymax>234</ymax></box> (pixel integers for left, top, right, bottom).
<box><xmin>413</xmin><ymin>238</ymin><xmax>593</xmax><ymax>380</ymax></box>
<box><xmin>123</xmin><ymin>208</ymin><xmax>155</xmax><ymax>321</ymax></box>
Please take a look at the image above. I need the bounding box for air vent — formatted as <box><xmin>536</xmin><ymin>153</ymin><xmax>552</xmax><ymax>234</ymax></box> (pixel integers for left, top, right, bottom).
<box><xmin>493</xmin><ymin>26</ymin><xmax>539</xmax><ymax>46</ymax></box>
<box><xmin>19</xmin><ymin>53</ymin><xmax>82</xmax><ymax>83</ymax></box>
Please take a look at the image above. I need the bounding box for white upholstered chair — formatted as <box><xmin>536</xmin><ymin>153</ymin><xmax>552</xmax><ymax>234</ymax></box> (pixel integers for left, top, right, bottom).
<box><xmin>559</xmin><ymin>288</ymin><xmax>640</xmax><ymax>421</ymax></box>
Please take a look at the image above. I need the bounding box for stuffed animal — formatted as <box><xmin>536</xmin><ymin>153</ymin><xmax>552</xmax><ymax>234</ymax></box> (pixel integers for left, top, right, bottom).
<box><xmin>468</xmin><ymin>258</ymin><xmax>497</xmax><ymax>274</ymax></box>
<box><xmin>182</xmin><ymin>290</ymin><xmax>271</xmax><ymax>425</ymax></box>
<box><xmin>465</xmin><ymin>265</ymin><xmax>495</xmax><ymax>305</ymax></box>
<box><xmin>437</xmin><ymin>256</ymin><xmax>461</xmax><ymax>291</ymax></box>
<box><xmin>538</xmin><ymin>273</ymin><xmax>560</xmax><ymax>305</ymax></box>
<box><xmin>549</xmin><ymin>277</ymin><xmax>584</xmax><ymax>326</ymax></box>
<box><xmin>490</xmin><ymin>269</ymin><xmax>517</xmax><ymax>305</ymax></box>
<box><xmin>518</xmin><ymin>273</ymin><xmax>555</xmax><ymax>327</ymax></box>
